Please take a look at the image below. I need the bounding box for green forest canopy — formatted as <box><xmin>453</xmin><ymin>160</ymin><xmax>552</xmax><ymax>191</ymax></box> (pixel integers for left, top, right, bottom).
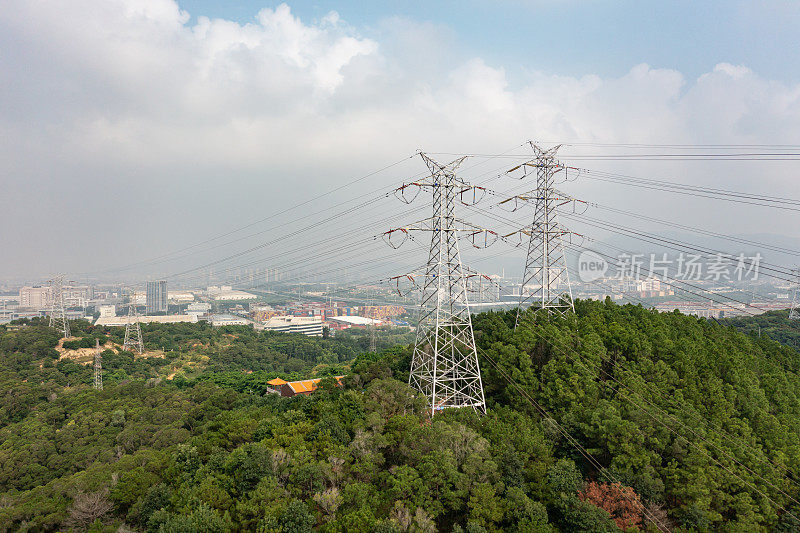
<box><xmin>1</xmin><ymin>300</ymin><xmax>799</xmax><ymax>532</ymax></box>
<box><xmin>720</xmin><ymin>309</ymin><xmax>800</xmax><ymax>351</ymax></box>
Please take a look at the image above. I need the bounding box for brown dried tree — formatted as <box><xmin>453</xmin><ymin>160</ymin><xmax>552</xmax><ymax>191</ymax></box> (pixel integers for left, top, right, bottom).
<box><xmin>579</xmin><ymin>480</ymin><xmax>644</xmax><ymax>530</ymax></box>
<box><xmin>66</xmin><ymin>490</ymin><xmax>112</xmax><ymax>529</ymax></box>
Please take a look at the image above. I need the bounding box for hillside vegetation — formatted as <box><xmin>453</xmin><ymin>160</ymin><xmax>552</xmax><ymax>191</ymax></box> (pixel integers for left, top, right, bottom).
<box><xmin>1</xmin><ymin>300</ymin><xmax>799</xmax><ymax>532</ymax></box>
<box><xmin>720</xmin><ymin>309</ymin><xmax>800</xmax><ymax>352</ymax></box>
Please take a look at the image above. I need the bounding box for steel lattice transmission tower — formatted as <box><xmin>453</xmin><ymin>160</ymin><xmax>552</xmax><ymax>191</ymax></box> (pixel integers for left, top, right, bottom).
<box><xmin>123</xmin><ymin>304</ymin><xmax>144</xmax><ymax>354</ymax></box>
<box><xmin>790</xmin><ymin>268</ymin><xmax>800</xmax><ymax>320</ymax></box>
<box><xmin>94</xmin><ymin>338</ymin><xmax>103</xmax><ymax>390</ymax></box>
<box><xmin>385</xmin><ymin>153</ymin><xmax>492</xmax><ymax>416</ymax></box>
<box><xmin>48</xmin><ymin>275</ymin><xmax>70</xmax><ymax>338</ymax></box>
<box><xmin>369</xmin><ymin>325</ymin><xmax>377</xmax><ymax>353</ymax></box>
<box><xmin>368</xmin><ymin>294</ymin><xmax>378</xmax><ymax>353</ymax></box>
<box><xmin>369</xmin><ymin>322</ymin><xmax>377</xmax><ymax>352</ymax></box>
<box><xmin>512</xmin><ymin>144</ymin><xmax>575</xmax><ymax>327</ymax></box>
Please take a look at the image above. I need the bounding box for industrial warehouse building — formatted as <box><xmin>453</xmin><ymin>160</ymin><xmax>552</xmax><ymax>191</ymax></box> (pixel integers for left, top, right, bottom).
<box><xmin>326</xmin><ymin>315</ymin><xmax>382</xmax><ymax>329</ymax></box>
<box><xmin>210</xmin><ymin>313</ymin><xmax>251</xmax><ymax>327</ymax></box>
<box><xmin>261</xmin><ymin>315</ymin><xmax>323</xmax><ymax>336</ymax></box>
<box><xmin>94</xmin><ymin>314</ymin><xmax>198</xmax><ymax>326</ymax></box>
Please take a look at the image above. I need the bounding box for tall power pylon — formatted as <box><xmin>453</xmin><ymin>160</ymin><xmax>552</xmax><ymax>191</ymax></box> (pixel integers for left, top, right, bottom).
<box><xmin>790</xmin><ymin>268</ymin><xmax>800</xmax><ymax>320</ymax></box>
<box><xmin>49</xmin><ymin>275</ymin><xmax>70</xmax><ymax>338</ymax></box>
<box><xmin>385</xmin><ymin>153</ymin><xmax>492</xmax><ymax>416</ymax></box>
<box><xmin>510</xmin><ymin>144</ymin><xmax>575</xmax><ymax>327</ymax></box>
<box><xmin>94</xmin><ymin>338</ymin><xmax>103</xmax><ymax>390</ymax></box>
<box><xmin>123</xmin><ymin>304</ymin><xmax>144</xmax><ymax>354</ymax></box>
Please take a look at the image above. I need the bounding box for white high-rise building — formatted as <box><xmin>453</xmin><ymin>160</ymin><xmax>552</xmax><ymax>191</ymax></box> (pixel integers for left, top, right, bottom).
<box><xmin>146</xmin><ymin>280</ymin><xmax>168</xmax><ymax>314</ymax></box>
<box><xmin>19</xmin><ymin>286</ymin><xmax>52</xmax><ymax>310</ymax></box>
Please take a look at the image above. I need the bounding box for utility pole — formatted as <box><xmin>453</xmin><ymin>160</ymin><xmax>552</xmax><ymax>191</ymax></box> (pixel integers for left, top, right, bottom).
<box><xmin>790</xmin><ymin>268</ymin><xmax>800</xmax><ymax>320</ymax></box>
<box><xmin>507</xmin><ymin>143</ymin><xmax>575</xmax><ymax>327</ymax></box>
<box><xmin>49</xmin><ymin>275</ymin><xmax>70</xmax><ymax>338</ymax></box>
<box><xmin>123</xmin><ymin>303</ymin><xmax>144</xmax><ymax>354</ymax></box>
<box><xmin>385</xmin><ymin>153</ymin><xmax>494</xmax><ymax>416</ymax></box>
<box><xmin>94</xmin><ymin>338</ymin><xmax>103</xmax><ymax>390</ymax></box>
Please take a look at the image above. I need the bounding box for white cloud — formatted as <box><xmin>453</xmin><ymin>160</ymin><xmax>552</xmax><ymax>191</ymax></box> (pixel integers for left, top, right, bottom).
<box><xmin>711</xmin><ymin>62</ymin><xmax>751</xmax><ymax>79</ymax></box>
<box><xmin>1</xmin><ymin>0</ymin><xmax>800</xmax><ymax>277</ymax></box>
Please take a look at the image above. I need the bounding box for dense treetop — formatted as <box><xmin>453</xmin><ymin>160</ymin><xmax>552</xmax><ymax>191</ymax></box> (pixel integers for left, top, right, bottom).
<box><xmin>1</xmin><ymin>301</ymin><xmax>799</xmax><ymax>532</ymax></box>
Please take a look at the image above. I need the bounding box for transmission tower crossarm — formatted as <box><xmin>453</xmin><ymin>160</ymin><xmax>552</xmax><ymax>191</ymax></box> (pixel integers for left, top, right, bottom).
<box><xmin>383</xmin><ymin>217</ymin><xmax>499</xmax><ymax>252</ymax></box>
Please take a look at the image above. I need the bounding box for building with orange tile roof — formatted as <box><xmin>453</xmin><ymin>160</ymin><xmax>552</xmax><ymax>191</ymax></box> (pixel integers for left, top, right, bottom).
<box><xmin>280</xmin><ymin>376</ymin><xmax>344</xmax><ymax>397</ymax></box>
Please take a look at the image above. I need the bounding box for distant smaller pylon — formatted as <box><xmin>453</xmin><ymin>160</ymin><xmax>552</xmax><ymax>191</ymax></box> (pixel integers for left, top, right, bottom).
<box><xmin>505</xmin><ymin>143</ymin><xmax>576</xmax><ymax>327</ymax></box>
<box><xmin>94</xmin><ymin>338</ymin><xmax>103</xmax><ymax>390</ymax></box>
<box><xmin>368</xmin><ymin>293</ymin><xmax>377</xmax><ymax>353</ymax></box>
<box><xmin>790</xmin><ymin>268</ymin><xmax>800</xmax><ymax>320</ymax></box>
<box><xmin>123</xmin><ymin>303</ymin><xmax>144</xmax><ymax>354</ymax></box>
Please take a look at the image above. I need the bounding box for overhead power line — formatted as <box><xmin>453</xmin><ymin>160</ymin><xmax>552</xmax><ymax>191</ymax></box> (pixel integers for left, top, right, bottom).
<box><xmin>587</xmin><ymin>201</ymin><xmax>800</xmax><ymax>259</ymax></box>
<box><xmin>161</xmin><ymin>150</ymin><xmax>538</xmax><ymax>288</ymax></box>
<box><xmin>82</xmin><ymin>155</ymin><xmax>418</xmax><ymax>276</ymax></box>
<box><xmin>459</xmin><ymin>201</ymin><xmax>789</xmax><ymax>317</ymax></box>
<box><xmin>560</xmin><ymin>211</ymin><xmax>796</xmax><ymax>282</ymax></box>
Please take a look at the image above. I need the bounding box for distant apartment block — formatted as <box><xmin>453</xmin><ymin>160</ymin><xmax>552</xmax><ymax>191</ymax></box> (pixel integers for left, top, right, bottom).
<box><xmin>146</xmin><ymin>280</ymin><xmax>168</xmax><ymax>314</ymax></box>
<box><xmin>19</xmin><ymin>286</ymin><xmax>52</xmax><ymax>310</ymax></box>
<box><xmin>63</xmin><ymin>285</ymin><xmax>92</xmax><ymax>308</ymax></box>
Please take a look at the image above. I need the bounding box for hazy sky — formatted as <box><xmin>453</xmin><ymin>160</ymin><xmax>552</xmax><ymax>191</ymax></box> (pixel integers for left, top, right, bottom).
<box><xmin>1</xmin><ymin>1</ymin><xmax>799</xmax><ymax>284</ymax></box>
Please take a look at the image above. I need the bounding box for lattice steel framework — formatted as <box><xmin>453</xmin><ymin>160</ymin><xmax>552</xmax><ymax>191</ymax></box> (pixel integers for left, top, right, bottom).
<box><xmin>123</xmin><ymin>303</ymin><xmax>144</xmax><ymax>354</ymax></box>
<box><xmin>94</xmin><ymin>338</ymin><xmax>103</xmax><ymax>390</ymax></box>
<box><xmin>514</xmin><ymin>144</ymin><xmax>574</xmax><ymax>327</ymax></box>
<box><xmin>368</xmin><ymin>293</ymin><xmax>377</xmax><ymax>353</ymax></box>
<box><xmin>790</xmin><ymin>268</ymin><xmax>800</xmax><ymax>320</ymax></box>
<box><xmin>396</xmin><ymin>154</ymin><xmax>487</xmax><ymax>416</ymax></box>
<box><xmin>49</xmin><ymin>275</ymin><xmax>70</xmax><ymax>338</ymax></box>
